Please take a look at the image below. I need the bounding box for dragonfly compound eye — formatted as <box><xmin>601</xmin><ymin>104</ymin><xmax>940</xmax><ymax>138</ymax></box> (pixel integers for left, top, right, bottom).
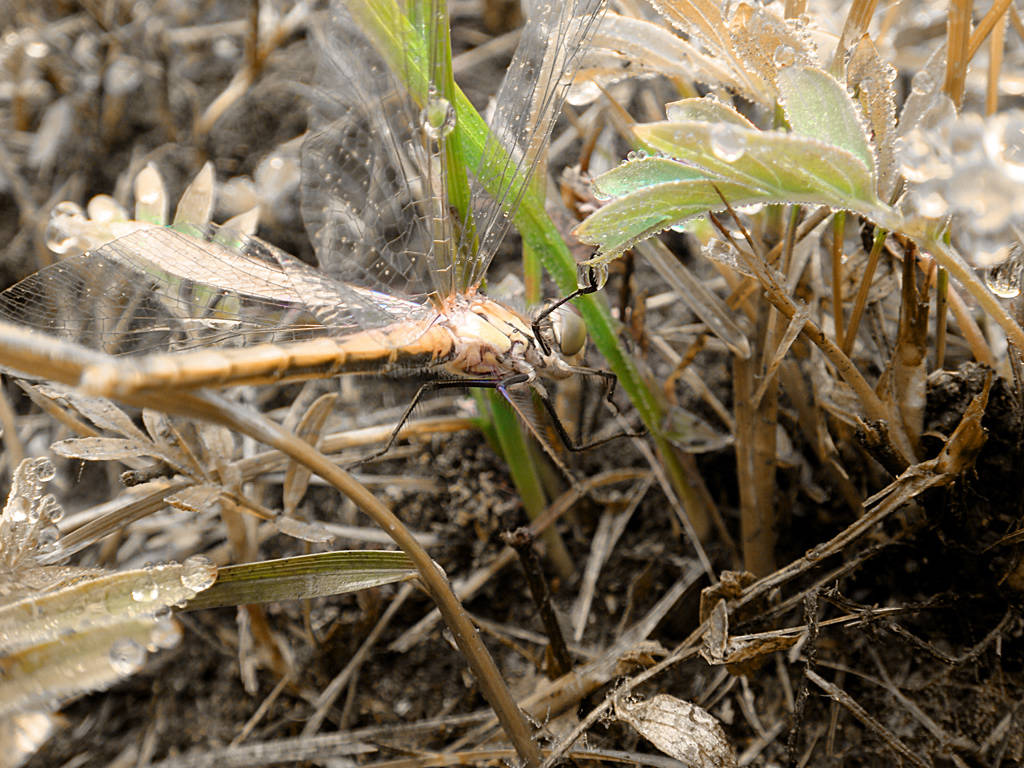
<box><xmin>551</xmin><ymin>305</ymin><xmax>587</xmax><ymax>358</ymax></box>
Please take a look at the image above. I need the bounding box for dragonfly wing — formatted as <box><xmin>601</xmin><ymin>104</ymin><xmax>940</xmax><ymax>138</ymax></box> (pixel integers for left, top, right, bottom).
<box><xmin>0</xmin><ymin>225</ymin><xmax>419</xmax><ymax>360</ymax></box>
<box><xmin>241</xmin><ymin>230</ymin><xmax>433</xmax><ymax>343</ymax></box>
<box><xmin>462</xmin><ymin>0</ymin><xmax>606</xmax><ymax>292</ymax></box>
<box><xmin>301</xmin><ymin>2</ymin><xmax>438</xmax><ymax>300</ymax></box>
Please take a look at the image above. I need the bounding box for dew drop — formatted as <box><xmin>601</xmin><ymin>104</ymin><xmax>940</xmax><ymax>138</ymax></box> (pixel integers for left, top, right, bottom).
<box><xmin>916</xmin><ymin>191</ymin><xmax>948</xmax><ymax>218</ymax></box>
<box><xmin>989</xmin><ymin>118</ymin><xmax>1024</xmax><ymax>182</ymax></box>
<box><xmin>150</xmin><ymin>617</ymin><xmax>183</xmax><ymax>650</ymax></box>
<box><xmin>701</xmin><ymin>238</ymin><xmax>754</xmax><ymax>277</ymax></box>
<box><xmin>29</xmin><ymin>458</ymin><xmax>56</xmax><ymax>482</ymax></box>
<box><xmin>37</xmin><ymin>494</ymin><xmax>63</xmax><ymax>523</ymax></box>
<box><xmin>910</xmin><ymin>69</ymin><xmax>935</xmax><ymax>96</ymax></box>
<box><xmin>8</xmin><ymin>498</ymin><xmax>29</xmax><ymax>523</ymax></box>
<box><xmin>109</xmin><ymin>638</ymin><xmax>146</xmax><ymax>675</ymax></box>
<box><xmin>180</xmin><ymin>554</ymin><xmax>217</xmax><ymax>592</ymax></box>
<box><xmin>45</xmin><ymin>202</ymin><xmax>87</xmax><ymax>254</ymax></box>
<box><xmin>36</xmin><ymin>524</ymin><xmax>60</xmax><ymax>550</ymax></box>
<box><xmin>421</xmin><ymin>90</ymin><xmax>456</xmax><ymax>140</ymax></box>
<box><xmin>773</xmin><ymin>44</ymin><xmax>796</xmax><ymax>68</ymax></box>
<box><xmin>709</xmin><ymin>124</ymin><xmax>746</xmax><ymax>162</ymax></box>
<box><xmin>131</xmin><ymin>574</ymin><xmax>159</xmax><ymax>603</ymax></box>
<box><xmin>86</xmin><ymin>194</ymin><xmax>127</xmax><ymax>223</ymax></box>
<box><xmin>985</xmin><ymin>246</ymin><xmax>1024</xmax><ymax>298</ymax></box>
<box><xmin>579</xmin><ymin>261</ymin><xmax>609</xmax><ymax>290</ymax></box>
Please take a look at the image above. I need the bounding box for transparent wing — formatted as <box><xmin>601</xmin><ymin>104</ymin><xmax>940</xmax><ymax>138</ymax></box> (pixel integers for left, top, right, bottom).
<box><xmin>0</xmin><ymin>225</ymin><xmax>427</xmax><ymax>359</ymax></box>
<box><xmin>461</xmin><ymin>0</ymin><xmax>606</xmax><ymax>292</ymax></box>
<box><xmin>301</xmin><ymin>1</ymin><xmax>439</xmax><ymax>300</ymax></box>
<box><xmin>303</xmin><ymin>0</ymin><xmax>605</xmax><ymax>300</ymax></box>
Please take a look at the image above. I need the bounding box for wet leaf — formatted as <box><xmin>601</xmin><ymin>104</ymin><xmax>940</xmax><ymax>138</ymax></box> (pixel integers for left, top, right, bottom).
<box><xmin>63</xmin><ymin>395</ymin><xmax>147</xmax><ymax>442</ymax></box>
<box><xmin>847</xmin><ymin>36</ymin><xmax>899</xmax><ymax>197</ymax></box>
<box><xmin>164</xmin><ymin>484</ymin><xmax>223</xmax><ymax>514</ymax></box>
<box><xmin>182</xmin><ymin>551</ymin><xmax>417</xmax><ymax>610</ymax></box>
<box><xmin>0</xmin><ymin>619</ymin><xmax>169</xmax><ymax>717</ymax></box>
<box><xmin>273</xmin><ymin>515</ymin><xmax>336</xmax><ymax>544</ymax></box>
<box><xmin>776</xmin><ymin>66</ymin><xmax>875</xmax><ymax>175</ymax></box>
<box><xmin>173</xmin><ymin>162</ymin><xmax>215</xmax><ymax>230</ymax></box>
<box><xmin>615</xmin><ymin>693</ymin><xmax>737</xmax><ymax>767</ymax></box>
<box><xmin>50</xmin><ymin>436</ymin><xmax>154</xmax><ymax>462</ymax></box>
<box><xmin>133</xmin><ymin>163</ymin><xmax>168</xmax><ymax>225</ymax></box>
<box><xmin>0</xmin><ymin>558</ymin><xmax>217</xmax><ymax>653</ymax></box>
<box><xmin>575</xmin><ymin>111</ymin><xmax>895</xmax><ymax>261</ymax></box>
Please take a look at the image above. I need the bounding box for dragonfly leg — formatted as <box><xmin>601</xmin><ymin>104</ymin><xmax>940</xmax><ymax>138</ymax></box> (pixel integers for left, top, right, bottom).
<box><xmin>531</xmin><ymin>265</ymin><xmax>601</xmax><ymax>356</ymax></box>
<box><xmin>351</xmin><ymin>378</ymin><xmax>503</xmax><ymax>466</ymax></box>
<box><xmin>496</xmin><ymin>369</ymin><xmax>644</xmax><ymax>456</ymax></box>
<box><xmin>532</xmin><ymin>382</ymin><xmax>645</xmax><ymax>453</ymax></box>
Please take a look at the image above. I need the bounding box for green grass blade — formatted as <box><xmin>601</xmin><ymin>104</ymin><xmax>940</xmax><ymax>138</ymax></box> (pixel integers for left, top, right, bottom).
<box><xmin>182</xmin><ymin>551</ymin><xmax>417</xmax><ymax>611</ymax></box>
<box><xmin>356</xmin><ymin>0</ymin><xmax>705</xmax><ymax>528</ymax></box>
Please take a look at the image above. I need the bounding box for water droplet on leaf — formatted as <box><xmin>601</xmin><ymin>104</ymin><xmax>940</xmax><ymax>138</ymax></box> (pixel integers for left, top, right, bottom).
<box><xmin>180</xmin><ymin>555</ymin><xmax>217</xmax><ymax>592</ymax></box>
<box><xmin>709</xmin><ymin>124</ymin><xmax>746</xmax><ymax>162</ymax></box>
<box><xmin>150</xmin><ymin>617</ymin><xmax>183</xmax><ymax>649</ymax></box>
<box><xmin>131</xmin><ymin>575</ymin><xmax>159</xmax><ymax>603</ymax></box>
<box><xmin>421</xmin><ymin>90</ymin><xmax>456</xmax><ymax>140</ymax></box>
<box><xmin>773</xmin><ymin>44</ymin><xmax>796</xmax><ymax>68</ymax></box>
<box><xmin>910</xmin><ymin>70</ymin><xmax>935</xmax><ymax>96</ymax></box>
<box><xmin>109</xmin><ymin>638</ymin><xmax>146</xmax><ymax>675</ymax></box>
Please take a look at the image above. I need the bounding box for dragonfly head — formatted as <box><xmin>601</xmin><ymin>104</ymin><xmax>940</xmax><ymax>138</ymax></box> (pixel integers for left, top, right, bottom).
<box><xmin>543</xmin><ymin>303</ymin><xmax>588</xmax><ymax>361</ymax></box>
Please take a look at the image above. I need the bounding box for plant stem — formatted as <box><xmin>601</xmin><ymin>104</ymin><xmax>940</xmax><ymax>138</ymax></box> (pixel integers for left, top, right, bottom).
<box><xmin>842</xmin><ymin>227</ymin><xmax>887</xmax><ymax>356</ymax></box>
<box><xmin>832</xmin><ymin>211</ymin><xmax>846</xmax><ymax>347</ymax></box>
<box><xmin>197</xmin><ymin>393</ymin><xmax>544</xmax><ymax>768</ymax></box>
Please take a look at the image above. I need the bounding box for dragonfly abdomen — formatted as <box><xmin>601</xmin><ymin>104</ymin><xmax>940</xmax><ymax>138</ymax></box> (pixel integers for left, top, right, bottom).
<box><xmin>78</xmin><ymin>326</ymin><xmax>459</xmax><ymax>397</ymax></box>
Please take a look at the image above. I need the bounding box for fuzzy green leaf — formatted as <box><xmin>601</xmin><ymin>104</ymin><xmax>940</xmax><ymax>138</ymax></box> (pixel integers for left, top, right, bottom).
<box><xmin>776</xmin><ymin>66</ymin><xmax>875</xmax><ymax>175</ymax></box>
<box><xmin>575</xmin><ymin>120</ymin><xmax>895</xmax><ymax>259</ymax></box>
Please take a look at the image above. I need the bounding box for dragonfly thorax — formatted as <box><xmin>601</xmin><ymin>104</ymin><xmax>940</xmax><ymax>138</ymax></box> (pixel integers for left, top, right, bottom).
<box><xmin>438</xmin><ymin>295</ymin><xmax>578</xmax><ymax>383</ymax></box>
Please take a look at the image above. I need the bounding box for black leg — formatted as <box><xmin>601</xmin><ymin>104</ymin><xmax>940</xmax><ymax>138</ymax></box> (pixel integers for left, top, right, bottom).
<box><xmin>353</xmin><ymin>366</ymin><xmax>642</xmax><ymax>467</ymax></box>
<box><xmin>498</xmin><ymin>371</ymin><xmax>645</xmax><ymax>455</ymax></box>
<box><xmin>531</xmin><ymin>384</ymin><xmax>645</xmax><ymax>452</ymax></box>
<box><xmin>349</xmin><ymin>377</ymin><xmax>502</xmax><ymax>466</ymax></box>
<box><xmin>531</xmin><ymin>265</ymin><xmax>601</xmax><ymax>356</ymax></box>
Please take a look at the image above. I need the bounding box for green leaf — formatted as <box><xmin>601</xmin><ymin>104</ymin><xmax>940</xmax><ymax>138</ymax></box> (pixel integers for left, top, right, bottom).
<box><xmin>575</xmin><ymin>119</ymin><xmax>896</xmax><ymax>259</ymax></box>
<box><xmin>593</xmin><ymin>156</ymin><xmax>708</xmax><ymax>198</ymax></box>
<box><xmin>182</xmin><ymin>551</ymin><xmax>417</xmax><ymax>610</ymax></box>
<box><xmin>776</xmin><ymin>66</ymin><xmax>875</xmax><ymax>175</ymax></box>
<box><xmin>638</xmin><ymin>121</ymin><xmax>879</xmax><ymax>203</ymax></box>
<box><xmin>577</xmin><ymin>175</ymin><xmax>755</xmax><ymax>256</ymax></box>
<box><xmin>665</xmin><ymin>97</ymin><xmax>757</xmax><ymax>127</ymax></box>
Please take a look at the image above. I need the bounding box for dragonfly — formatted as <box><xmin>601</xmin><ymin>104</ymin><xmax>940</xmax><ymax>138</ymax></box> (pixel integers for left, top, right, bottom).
<box><xmin>0</xmin><ymin>0</ymin><xmax>618</xmax><ymax>468</ymax></box>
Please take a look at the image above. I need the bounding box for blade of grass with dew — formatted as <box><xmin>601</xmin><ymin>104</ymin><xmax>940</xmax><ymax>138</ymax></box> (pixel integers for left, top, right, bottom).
<box><xmin>0</xmin><ymin>560</ymin><xmax>216</xmax><ymax>653</ymax></box>
<box><xmin>354</xmin><ymin>0</ymin><xmax>529</xmax><ymax>467</ymax></box>
<box><xmin>182</xmin><ymin>551</ymin><xmax>417</xmax><ymax>611</ymax></box>
<box><xmin>357</xmin><ymin>0</ymin><xmax>704</xmax><ymax>529</ymax></box>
